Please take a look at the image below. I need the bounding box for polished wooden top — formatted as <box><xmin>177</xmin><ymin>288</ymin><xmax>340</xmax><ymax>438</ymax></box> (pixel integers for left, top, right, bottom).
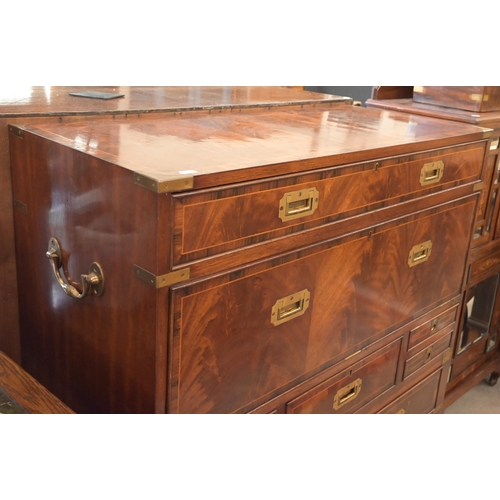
<box><xmin>0</xmin><ymin>86</ymin><xmax>351</xmax><ymax>118</ymax></box>
<box><xmin>0</xmin><ymin>350</ymin><xmax>74</xmax><ymax>414</ymax></box>
<box><xmin>16</xmin><ymin>105</ymin><xmax>490</xmax><ymax>189</ymax></box>
<box><xmin>366</xmin><ymin>98</ymin><xmax>500</xmax><ymax>130</ymax></box>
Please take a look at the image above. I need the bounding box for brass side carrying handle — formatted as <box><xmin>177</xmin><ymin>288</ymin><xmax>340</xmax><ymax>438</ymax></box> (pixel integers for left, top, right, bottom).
<box><xmin>279</xmin><ymin>188</ymin><xmax>319</xmax><ymax>222</ymax></box>
<box><xmin>46</xmin><ymin>237</ymin><xmax>105</xmax><ymax>299</ymax></box>
<box><xmin>408</xmin><ymin>240</ymin><xmax>432</xmax><ymax>267</ymax></box>
<box><xmin>420</xmin><ymin>160</ymin><xmax>444</xmax><ymax>186</ymax></box>
<box><xmin>333</xmin><ymin>378</ymin><xmax>362</xmax><ymax>410</ymax></box>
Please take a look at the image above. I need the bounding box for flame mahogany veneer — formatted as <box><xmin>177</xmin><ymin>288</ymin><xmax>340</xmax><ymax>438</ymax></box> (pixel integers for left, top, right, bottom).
<box><xmin>0</xmin><ymin>86</ymin><xmax>351</xmax><ymax>364</ymax></box>
<box><xmin>8</xmin><ymin>100</ymin><xmax>491</xmax><ymax>413</ymax></box>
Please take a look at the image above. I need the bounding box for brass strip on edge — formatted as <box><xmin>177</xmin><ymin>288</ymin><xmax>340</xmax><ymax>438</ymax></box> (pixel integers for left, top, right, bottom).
<box><xmin>133</xmin><ymin>265</ymin><xmax>190</xmax><ymax>288</ymax></box>
<box><xmin>133</xmin><ymin>172</ymin><xmax>194</xmax><ymax>193</ymax></box>
<box><xmin>8</xmin><ymin>126</ymin><xmax>23</xmax><ymax>138</ymax></box>
<box><xmin>473</xmin><ymin>182</ymin><xmax>485</xmax><ymax>192</ymax></box>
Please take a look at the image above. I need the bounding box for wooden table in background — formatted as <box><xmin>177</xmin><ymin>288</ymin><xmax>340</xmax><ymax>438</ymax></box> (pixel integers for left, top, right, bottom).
<box><xmin>0</xmin><ymin>350</ymin><xmax>74</xmax><ymax>414</ymax></box>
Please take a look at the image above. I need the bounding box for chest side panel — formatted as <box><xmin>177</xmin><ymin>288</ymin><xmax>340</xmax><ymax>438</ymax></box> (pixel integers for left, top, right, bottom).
<box><xmin>10</xmin><ymin>132</ymin><xmax>160</xmax><ymax>414</ymax></box>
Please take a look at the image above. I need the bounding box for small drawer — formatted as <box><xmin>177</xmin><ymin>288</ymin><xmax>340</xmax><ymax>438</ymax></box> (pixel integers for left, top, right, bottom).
<box><xmin>408</xmin><ymin>305</ymin><xmax>458</xmax><ymax>351</ymax></box>
<box><xmin>285</xmin><ymin>339</ymin><xmax>401</xmax><ymax>414</ymax></box>
<box><xmin>451</xmin><ymin>335</ymin><xmax>489</xmax><ymax>380</ymax></box>
<box><xmin>378</xmin><ymin>368</ymin><xmax>443</xmax><ymax>414</ymax></box>
<box><xmin>404</xmin><ymin>329</ymin><xmax>453</xmax><ymax>379</ymax></box>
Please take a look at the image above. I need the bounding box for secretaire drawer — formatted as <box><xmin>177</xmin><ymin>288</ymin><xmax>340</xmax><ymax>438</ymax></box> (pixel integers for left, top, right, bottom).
<box><xmin>172</xmin><ymin>144</ymin><xmax>483</xmax><ymax>266</ymax></box>
<box><xmin>167</xmin><ymin>197</ymin><xmax>475</xmax><ymax>414</ymax></box>
<box><xmin>408</xmin><ymin>305</ymin><xmax>458</xmax><ymax>350</ymax></box>
<box><xmin>404</xmin><ymin>329</ymin><xmax>453</xmax><ymax>379</ymax></box>
<box><xmin>378</xmin><ymin>367</ymin><xmax>443</xmax><ymax>414</ymax></box>
<box><xmin>285</xmin><ymin>339</ymin><xmax>401</xmax><ymax>414</ymax></box>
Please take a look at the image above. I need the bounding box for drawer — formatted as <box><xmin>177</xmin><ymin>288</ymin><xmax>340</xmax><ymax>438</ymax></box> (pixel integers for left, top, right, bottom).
<box><xmin>168</xmin><ymin>197</ymin><xmax>476</xmax><ymax>413</ymax></box>
<box><xmin>468</xmin><ymin>245</ymin><xmax>500</xmax><ymax>285</ymax></box>
<box><xmin>172</xmin><ymin>144</ymin><xmax>483</xmax><ymax>266</ymax></box>
<box><xmin>404</xmin><ymin>329</ymin><xmax>453</xmax><ymax>379</ymax></box>
<box><xmin>378</xmin><ymin>368</ymin><xmax>443</xmax><ymax>414</ymax></box>
<box><xmin>408</xmin><ymin>305</ymin><xmax>458</xmax><ymax>351</ymax></box>
<box><xmin>451</xmin><ymin>335</ymin><xmax>489</xmax><ymax>380</ymax></box>
<box><xmin>286</xmin><ymin>339</ymin><xmax>401</xmax><ymax>414</ymax></box>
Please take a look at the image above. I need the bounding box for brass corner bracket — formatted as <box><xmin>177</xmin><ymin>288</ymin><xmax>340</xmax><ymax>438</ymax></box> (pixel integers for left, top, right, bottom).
<box><xmin>133</xmin><ymin>265</ymin><xmax>190</xmax><ymax>288</ymax></box>
<box><xmin>133</xmin><ymin>172</ymin><xmax>194</xmax><ymax>193</ymax></box>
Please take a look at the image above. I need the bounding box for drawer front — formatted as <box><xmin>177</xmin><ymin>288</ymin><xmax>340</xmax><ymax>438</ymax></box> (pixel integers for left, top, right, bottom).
<box><xmin>168</xmin><ymin>198</ymin><xmax>475</xmax><ymax>414</ymax></box>
<box><xmin>451</xmin><ymin>335</ymin><xmax>489</xmax><ymax>380</ymax></box>
<box><xmin>172</xmin><ymin>144</ymin><xmax>483</xmax><ymax>266</ymax></box>
<box><xmin>285</xmin><ymin>340</ymin><xmax>401</xmax><ymax>414</ymax></box>
<box><xmin>378</xmin><ymin>368</ymin><xmax>443</xmax><ymax>414</ymax></box>
<box><xmin>469</xmin><ymin>245</ymin><xmax>500</xmax><ymax>285</ymax></box>
<box><xmin>404</xmin><ymin>329</ymin><xmax>453</xmax><ymax>379</ymax></box>
<box><xmin>408</xmin><ymin>305</ymin><xmax>458</xmax><ymax>351</ymax></box>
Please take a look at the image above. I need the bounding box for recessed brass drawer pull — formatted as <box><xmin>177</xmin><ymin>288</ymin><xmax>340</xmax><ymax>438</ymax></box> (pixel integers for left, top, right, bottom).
<box><xmin>46</xmin><ymin>237</ymin><xmax>105</xmax><ymax>299</ymax></box>
<box><xmin>279</xmin><ymin>187</ymin><xmax>319</xmax><ymax>222</ymax></box>
<box><xmin>408</xmin><ymin>240</ymin><xmax>432</xmax><ymax>267</ymax></box>
<box><xmin>271</xmin><ymin>289</ymin><xmax>310</xmax><ymax>326</ymax></box>
<box><xmin>333</xmin><ymin>378</ymin><xmax>362</xmax><ymax>410</ymax></box>
<box><xmin>420</xmin><ymin>161</ymin><xmax>444</xmax><ymax>186</ymax></box>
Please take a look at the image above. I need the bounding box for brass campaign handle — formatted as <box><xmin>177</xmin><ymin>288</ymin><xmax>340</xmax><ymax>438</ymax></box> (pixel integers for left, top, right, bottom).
<box><xmin>420</xmin><ymin>161</ymin><xmax>444</xmax><ymax>186</ymax></box>
<box><xmin>279</xmin><ymin>188</ymin><xmax>319</xmax><ymax>222</ymax></box>
<box><xmin>46</xmin><ymin>237</ymin><xmax>104</xmax><ymax>299</ymax></box>
<box><xmin>333</xmin><ymin>378</ymin><xmax>362</xmax><ymax>410</ymax></box>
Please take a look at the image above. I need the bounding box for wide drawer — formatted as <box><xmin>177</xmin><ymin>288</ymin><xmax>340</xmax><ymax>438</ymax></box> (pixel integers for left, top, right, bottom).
<box><xmin>172</xmin><ymin>144</ymin><xmax>483</xmax><ymax>266</ymax></box>
<box><xmin>378</xmin><ymin>367</ymin><xmax>444</xmax><ymax>414</ymax></box>
<box><xmin>285</xmin><ymin>339</ymin><xmax>401</xmax><ymax>414</ymax></box>
<box><xmin>168</xmin><ymin>197</ymin><xmax>475</xmax><ymax>413</ymax></box>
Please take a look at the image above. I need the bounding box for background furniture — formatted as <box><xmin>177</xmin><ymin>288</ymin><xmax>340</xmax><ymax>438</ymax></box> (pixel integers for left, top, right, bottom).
<box><xmin>0</xmin><ymin>350</ymin><xmax>73</xmax><ymax>414</ymax></box>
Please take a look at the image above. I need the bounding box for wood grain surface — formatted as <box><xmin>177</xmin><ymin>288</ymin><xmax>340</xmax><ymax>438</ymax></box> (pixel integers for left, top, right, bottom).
<box><xmin>0</xmin><ymin>86</ymin><xmax>350</xmax><ymax>117</ymax></box>
<box><xmin>18</xmin><ymin>106</ymin><xmax>489</xmax><ymax>189</ymax></box>
<box><xmin>6</xmin><ymin>95</ymin><xmax>488</xmax><ymax>413</ymax></box>
<box><xmin>0</xmin><ymin>350</ymin><xmax>74</xmax><ymax>413</ymax></box>
<box><xmin>0</xmin><ymin>86</ymin><xmax>350</xmax><ymax>364</ymax></box>
<box><xmin>367</xmin><ymin>97</ymin><xmax>500</xmax><ymax>129</ymax></box>
<box><xmin>169</xmin><ymin>198</ymin><xmax>476</xmax><ymax>413</ymax></box>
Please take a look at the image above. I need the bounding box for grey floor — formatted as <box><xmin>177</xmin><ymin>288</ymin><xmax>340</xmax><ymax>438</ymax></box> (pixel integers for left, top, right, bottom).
<box><xmin>445</xmin><ymin>380</ymin><xmax>500</xmax><ymax>413</ymax></box>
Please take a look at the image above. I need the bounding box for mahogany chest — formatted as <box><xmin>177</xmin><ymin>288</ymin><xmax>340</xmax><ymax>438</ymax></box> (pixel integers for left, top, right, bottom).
<box><xmin>8</xmin><ymin>104</ymin><xmax>489</xmax><ymax>413</ymax></box>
